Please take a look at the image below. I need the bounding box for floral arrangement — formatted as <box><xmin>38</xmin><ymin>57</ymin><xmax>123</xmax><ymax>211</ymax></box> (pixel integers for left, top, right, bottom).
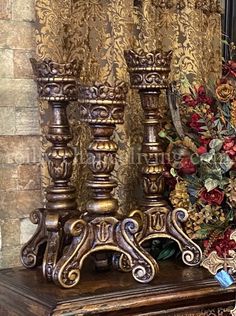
<box><xmin>154</xmin><ymin>44</ymin><xmax>236</xmax><ymax>262</ymax></box>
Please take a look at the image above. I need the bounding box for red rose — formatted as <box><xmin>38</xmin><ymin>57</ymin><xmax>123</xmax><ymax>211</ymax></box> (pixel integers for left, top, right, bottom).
<box><xmin>200</xmin><ymin>189</ymin><xmax>224</xmax><ymax>205</ymax></box>
<box><xmin>197</xmin><ymin>146</ymin><xmax>207</xmax><ymax>155</ymax></box>
<box><xmin>179</xmin><ymin>157</ymin><xmax>196</xmax><ymax>174</ymax></box>
<box><xmin>190</xmin><ymin>113</ymin><xmax>202</xmax><ymax>132</ymax></box>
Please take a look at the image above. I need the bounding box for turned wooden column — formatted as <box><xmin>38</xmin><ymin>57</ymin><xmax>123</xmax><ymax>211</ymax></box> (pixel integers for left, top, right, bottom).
<box><xmin>139</xmin><ymin>89</ymin><xmax>169</xmax><ymax>209</ymax></box>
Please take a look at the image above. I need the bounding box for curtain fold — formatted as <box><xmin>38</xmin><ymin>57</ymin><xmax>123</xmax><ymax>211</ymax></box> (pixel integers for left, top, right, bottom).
<box><xmin>36</xmin><ymin>0</ymin><xmax>222</xmax><ymax>215</ymax></box>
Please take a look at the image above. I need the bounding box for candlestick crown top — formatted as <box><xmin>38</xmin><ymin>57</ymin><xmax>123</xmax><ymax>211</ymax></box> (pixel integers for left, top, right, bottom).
<box><xmin>31</xmin><ymin>58</ymin><xmax>82</xmax><ymax>101</ymax></box>
<box><xmin>124</xmin><ymin>50</ymin><xmax>172</xmax><ymax>89</ymax></box>
<box><xmin>78</xmin><ymin>81</ymin><xmax>128</xmax><ymax>124</ymax></box>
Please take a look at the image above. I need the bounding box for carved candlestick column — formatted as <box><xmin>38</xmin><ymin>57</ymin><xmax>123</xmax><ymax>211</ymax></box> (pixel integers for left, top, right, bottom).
<box><xmin>124</xmin><ymin>50</ymin><xmax>202</xmax><ymax>266</ymax></box>
<box><xmin>21</xmin><ymin>59</ymin><xmax>81</xmax><ymax>281</ymax></box>
<box><xmin>52</xmin><ymin>82</ymin><xmax>158</xmax><ymax>288</ymax></box>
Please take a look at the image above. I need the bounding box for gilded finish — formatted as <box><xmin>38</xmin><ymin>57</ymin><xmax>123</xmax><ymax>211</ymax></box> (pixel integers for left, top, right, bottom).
<box><xmin>21</xmin><ymin>59</ymin><xmax>81</xmax><ymax>281</ymax></box>
<box><xmin>201</xmin><ymin>251</ymin><xmax>236</xmax><ymax>275</ymax></box>
<box><xmin>52</xmin><ymin>82</ymin><xmax>158</xmax><ymax>288</ymax></box>
<box><xmin>125</xmin><ymin>50</ymin><xmax>202</xmax><ymax>266</ymax></box>
<box><xmin>21</xmin><ymin>208</ymin><xmax>47</xmax><ymax>268</ymax></box>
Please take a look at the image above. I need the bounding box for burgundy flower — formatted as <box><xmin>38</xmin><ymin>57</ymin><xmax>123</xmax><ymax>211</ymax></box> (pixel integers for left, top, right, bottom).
<box><xmin>190</xmin><ymin>113</ymin><xmax>202</xmax><ymax>132</ymax></box>
<box><xmin>179</xmin><ymin>157</ymin><xmax>196</xmax><ymax>174</ymax></box>
<box><xmin>182</xmin><ymin>85</ymin><xmax>214</xmax><ymax>107</ymax></box>
<box><xmin>204</xmin><ymin>229</ymin><xmax>236</xmax><ymax>258</ymax></box>
<box><xmin>223</xmin><ymin>60</ymin><xmax>236</xmax><ymax>78</ymax></box>
<box><xmin>182</xmin><ymin>95</ymin><xmax>198</xmax><ymax>107</ymax></box>
<box><xmin>195</xmin><ymin>85</ymin><xmax>215</xmax><ymax>106</ymax></box>
<box><xmin>200</xmin><ymin>189</ymin><xmax>224</xmax><ymax>205</ymax></box>
<box><xmin>199</xmin><ymin>136</ymin><xmax>211</xmax><ymax>147</ymax></box>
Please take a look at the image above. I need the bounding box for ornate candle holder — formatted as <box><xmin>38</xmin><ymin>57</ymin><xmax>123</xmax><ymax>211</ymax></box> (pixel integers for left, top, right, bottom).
<box><xmin>51</xmin><ymin>82</ymin><xmax>158</xmax><ymax>288</ymax></box>
<box><xmin>124</xmin><ymin>50</ymin><xmax>202</xmax><ymax>266</ymax></box>
<box><xmin>21</xmin><ymin>59</ymin><xmax>81</xmax><ymax>281</ymax></box>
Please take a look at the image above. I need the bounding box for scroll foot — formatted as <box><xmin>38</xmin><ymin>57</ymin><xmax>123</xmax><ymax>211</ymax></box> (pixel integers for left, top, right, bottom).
<box><xmin>20</xmin><ymin>208</ymin><xmax>47</xmax><ymax>268</ymax></box>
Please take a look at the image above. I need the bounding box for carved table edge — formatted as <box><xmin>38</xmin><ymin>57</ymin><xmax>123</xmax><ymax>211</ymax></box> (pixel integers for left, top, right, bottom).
<box><xmin>52</xmin><ymin>284</ymin><xmax>236</xmax><ymax>315</ymax></box>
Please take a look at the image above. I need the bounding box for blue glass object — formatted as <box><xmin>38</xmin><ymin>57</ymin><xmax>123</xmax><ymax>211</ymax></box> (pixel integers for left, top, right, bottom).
<box><xmin>214</xmin><ymin>270</ymin><xmax>234</xmax><ymax>288</ymax></box>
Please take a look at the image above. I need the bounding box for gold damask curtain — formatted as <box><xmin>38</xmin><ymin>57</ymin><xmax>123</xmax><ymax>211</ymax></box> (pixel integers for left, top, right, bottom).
<box><xmin>36</xmin><ymin>0</ymin><xmax>222</xmax><ymax>214</ymax></box>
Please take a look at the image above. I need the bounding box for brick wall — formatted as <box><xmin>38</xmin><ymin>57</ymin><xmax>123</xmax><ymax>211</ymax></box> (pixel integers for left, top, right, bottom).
<box><xmin>0</xmin><ymin>0</ymin><xmax>42</xmax><ymax>268</ymax></box>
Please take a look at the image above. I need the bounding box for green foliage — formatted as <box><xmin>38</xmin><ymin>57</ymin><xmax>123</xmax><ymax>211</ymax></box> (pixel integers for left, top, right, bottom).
<box><xmin>151</xmin><ymin>239</ymin><xmax>180</xmax><ymax>261</ymax></box>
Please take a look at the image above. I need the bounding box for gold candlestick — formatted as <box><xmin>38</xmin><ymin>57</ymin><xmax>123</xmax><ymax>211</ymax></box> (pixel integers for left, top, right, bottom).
<box><xmin>52</xmin><ymin>82</ymin><xmax>158</xmax><ymax>288</ymax></box>
<box><xmin>21</xmin><ymin>59</ymin><xmax>81</xmax><ymax>281</ymax></box>
<box><xmin>124</xmin><ymin>49</ymin><xmax>202</xmax><ymax>267</ymax></box>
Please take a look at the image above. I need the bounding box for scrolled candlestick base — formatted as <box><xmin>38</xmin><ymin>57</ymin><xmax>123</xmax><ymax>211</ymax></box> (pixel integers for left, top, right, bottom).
<box><xmin>53</xmin><ymin>215</ymin><xmax>158</xmax><ymax>288</ymax></box>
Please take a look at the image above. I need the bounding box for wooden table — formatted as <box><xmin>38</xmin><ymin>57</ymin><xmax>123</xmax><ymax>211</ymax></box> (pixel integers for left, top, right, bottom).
<box><xmin>0</xmin><ymin>260</ymin><xmax>235</xmax><ymax>315</ymax></box>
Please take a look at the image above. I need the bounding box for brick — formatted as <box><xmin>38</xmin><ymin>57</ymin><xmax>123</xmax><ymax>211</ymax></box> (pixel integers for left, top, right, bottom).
<box><xmin>20</xmin><ymin>217</ymin><xmax>36</xmax><ymax>245</ymax></box>
<box><xmin>0</xmin><ymin>190</ymin><xmax>42</xmax><ymax>219</ymax></box>
<box><xmin>0</xmin><ymin>78</ymin><xmax>37</xmax><ymax>107</ymax></box>
<box><xmin>0</xmin><ymin>0</ymin><xmax>12</xmax><ymax>19</ymax></box>
<box><xmin>0</xmin><ymin>191</ymin><xmax>17</xmax><ymax>218</ymax></box>
<box><xmin>17</xmin><ymin>164</ymin><xmax>41</xmax><ymax>190</ymax></box>
<box><xmin>0</xmin><ymin>48</ymin><xmax>14</xmax><ymax>78</ymax></box>
<box><xmin>0</xmin><ymin>164</ymin><xmax>17</xmax><ymax>191</ymax></box>
<box><xmin>1</xmin><ymin>218</ymin><xmax>20</xmax><ymax>247</ymax></box>
<box><xmin>0</xmin><ymin>107</ymin><xmax>15</xmax><ymax>135</ymax></box>
<box><xmin>16</xmin><ymin>190</ymin><xmax>42</xmax><ymax>218</ymax></box>
<box><xmin>0</xmin><ymin>136</ymin><xmax>41</xmax><ymax>164</ymax></box>
<box><xmin>13</xmin><ymin>50</ymin><xmax>35</xmax><ymax>78</ymax></box>
<box><xmin>12</xmin><ymin>0</ymin><xmax>35</xmax><ymax>22</ymax></box>
<box><xmin>16</xmin><ymin>107</ymin><xmax>40</xmax><ymax>135</ymax></box>
<box><xmin>0</xmin><ymin>20</ymin><xmax>35</xmax><ymax>50</ymax></box>
<box><xmin>0</xmin><ymin>245</ymin><xmax>21</xmax><ymax>268</ymax></box>
<box><xmin>0</xmin><ymin>223</ymin><xmax>2</xmax><ymax>250</ymax></box>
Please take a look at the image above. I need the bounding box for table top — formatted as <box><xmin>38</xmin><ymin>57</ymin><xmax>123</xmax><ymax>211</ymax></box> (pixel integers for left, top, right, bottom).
<box><xmin>0</xmin><ymin>260</ymin><xmax>235</xmax><ymax>315</ymax></box>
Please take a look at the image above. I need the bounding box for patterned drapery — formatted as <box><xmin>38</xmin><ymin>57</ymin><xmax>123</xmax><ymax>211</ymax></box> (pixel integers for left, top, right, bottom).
<box><xmin>36</xmin><ymin>0</ymin><xmax>222</xmax><ymax>215</ymax></box>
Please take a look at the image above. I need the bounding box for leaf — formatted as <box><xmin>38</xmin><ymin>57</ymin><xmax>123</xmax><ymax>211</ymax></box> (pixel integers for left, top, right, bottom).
<box><xmin>157</xmin><ymin>247</ymin><xmax>176</xmax><ymax>261</ymax></box>
<box><xmin>188</xmin><ymin>186</ymin><xmax>198</xmax><ymax>196</ymax></box>
<box><xmin>198</xmin><ymin>119</ymin><xmax>206</xmax><ymax>123</ymax></box>
<box><xmin>220</xmin><ymin>153</ymin><xmax>234</xmax><ymax>173</ymax></box>
<box><xmin>209</xmin><ymin>139</ymin><xmax>223</xmax><ymax>152</ymax></box>
<box><xmin>170</xmin><ymin>168</ymin><xmax>177</xmax><ymax>177</ymax></box>
<box><xmin>222</xmin><ymin>40</ymin><xmax>230</xmax><ymax>46</ymax></box>
<box><xmin>203</xmin><ymin>168</ymin><xmax>223</xmax><ymax>181</ymax></box>
<box><xmin>191</xmin><ymin>154</ymin><xmax>200</xmax><ymax>165</ymax></box>
<box><xmin>204</xmin><ymin>178</ymin><xmax>219</xmax><ymax>192</ymax></box>
<box><xmin>200</xmin><ymin>151</ymin><xmax>214</xmax><ymax>163</ymax></box>
<box><xmin>158</xmin><ymin>130</ymin><xmax>167</xmax><ymax>138</ymax></box>
<box><xmin>218</xmin><ymin>178</ymin><xmax>229</xmax><ymax>189</ymax></box>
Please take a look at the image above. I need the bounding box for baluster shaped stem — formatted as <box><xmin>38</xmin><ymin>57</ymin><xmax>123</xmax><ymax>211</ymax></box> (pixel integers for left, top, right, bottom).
<box><xmin>125</xmin><ymin>50</ymin><xmax>172</xmax><ymax>209</ymax></box>
<box><xmin>78</xmin><ymin>83</ymin><xmax>127</xmax><ymax>217</ymax></box>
